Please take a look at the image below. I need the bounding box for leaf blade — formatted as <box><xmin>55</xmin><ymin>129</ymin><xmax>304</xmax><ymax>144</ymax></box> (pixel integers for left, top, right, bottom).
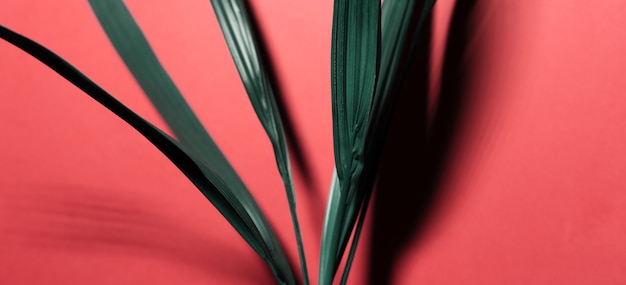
<box><xmin>209</xmin><ymin>0</ymin><xmax>310</xmax><ymax>283</ymax></box>
<box><xmin>87</xmin><ymin>0</ymin><xmax>239</xmax><ymax>190</ymax></box>
<box><xmin>319</xmin><ymin>1</ymin><xmax>381</xmax><ymax>284</ymax></box>
<box><xmin>0</xmin><ymin>23</ymin><xmax>295</xmax><ymax>285</ymax></box>
<box><xmin>322</xmin><ymin>1</ymin><xmax>437</xmax><ymax>283</ymax></box>
<box><xmin>337</xmin><ymin>1</ymin><xmax>437</xmax><ymax>283</ymax></box>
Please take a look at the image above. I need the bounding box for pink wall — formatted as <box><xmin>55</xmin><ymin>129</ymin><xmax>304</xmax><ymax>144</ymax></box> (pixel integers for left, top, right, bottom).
<box><xmin>1</xmin><ymin>0</ymin><xmax>625</xmax><ymax>284</ymax></box>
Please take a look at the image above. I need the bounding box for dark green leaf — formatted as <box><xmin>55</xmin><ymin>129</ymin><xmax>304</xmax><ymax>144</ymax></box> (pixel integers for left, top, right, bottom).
<box><xmin>87</xmin><ymin>1</ymin><xmax>298</xmax><ymax>283</ymax></box>
<box><xmin>209</xmin><ymin>0</ymin><xmax>310</xmax><ymax>283</ymax></box>
<box><xmin>0</xmin><ymin>23</ymin><xmax>295</xmax><ymax>285</ymax></box>
<box><xmin>211</xmin><ymin>0</ymin><xmax>309</xmax><ymax>285</ymax></box>
<box><xmin>338</xmin><ymin>190</ymin><xmax>371</xmax><ymax>285</ymax></box>
<box><xmin>323</xmin><ymin>1</ymin><xmax>437</xmax><ymax>284</ymax></box>
<box><xmin>339</xmin><ymin>1</ymin><xmax>437</xmax><ymax>283</ymax></box>
<box><xmin>367</xmin><ymin>0</ymin><xmax>437</xmax><ymax>146</ymax></box>
<box><xmin>87</xmin><ymin>0</ymin><xmax>243</xmax><ymax>196</ymax></box>
<box><xmin>319</xmin><ymin>0</ymin><xmax>381</xmax><ymax>284</ymax></box>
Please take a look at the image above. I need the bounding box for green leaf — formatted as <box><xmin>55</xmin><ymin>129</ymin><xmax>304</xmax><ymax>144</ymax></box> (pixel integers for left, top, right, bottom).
<box><xmin>87</xmin><ymin>0</ymin><xmax>240</xmax><ymax>194</ymax></box>
<box><xmin>0</xmin><ymin>23</ymin><xmax>295</xmax><ymax>285</ymax></box>
<box><xmin>319</xmin><ymin>0</ymin><xmax>381</xmax><ymax>284</ymax></box>
<box><xmin>209</xmin><ymin>0</ymin><xmax>310</xmax><ymax>283</ymax></box>
<box><xmin>340</xmin><ymin>1</ymin><xmax>437</xmax><ymax>283</ymax></box>
<box><xmin>323</xmin><ymin>1</ymin><xmax>437</xmax><ymax>284</ymax></box>
<box><xmin>366</xmin><ymin>0</ymin><xmax>436</xmax><ymax>149</ymax></box>
<box><xmin>353</xmin><ymin>0</ymin><xmax>438</xmax><ymax>212</ymax></box>
<box><xmin>338</xmin><ymin>190</ymin><xmax>371</xmax><ymax>285</ymax></box>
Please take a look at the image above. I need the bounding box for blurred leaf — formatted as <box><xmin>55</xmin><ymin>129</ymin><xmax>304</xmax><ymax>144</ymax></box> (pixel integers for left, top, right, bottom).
<box><xmin>209</xmin><ymin>0</ymin><xmax>309</xmax><ymax>283</ymax></box>
<box><xmin>0</xmin><ymin>23</ymin><xmax>295</xmax><ymax>285</ymax></box>
<box><xmin>319</xmin><ymin>0</ymin><xmax>380</xmax><ymax>284</ymax></box>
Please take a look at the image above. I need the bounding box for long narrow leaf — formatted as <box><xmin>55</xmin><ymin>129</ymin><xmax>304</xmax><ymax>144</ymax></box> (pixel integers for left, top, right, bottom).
<box><xmin>0</xmin><ymin>24</ymin><xmax>295</xmax><ymax>285</ymax></box>
<box><xmin>324</xmin><ymin>1</ymin><xmax>437</xmax><ymax>283</ymax></box>
<box><xmin>319</xmin><ymin>0</ymin><xmax>381</xmax><ymax>284</ymax></box>
<box><xmin>338</xmin><ymin>190</ymin><xmax>371</xmax><ymax>285</ymax></box>
<box><xmin>341</xmin><ymin>0</ymin><xmax>437</xmax><ymax>282</ymax></box>
<box><xmin>366</xmin><ymin>0</ymin><xmax>436</xmax><ymax>148</ymax></box>
<box><xmin>354</xmin><ymin>0</ymin><xmax>438</xmax><ymax>212</ymax></box>
<box><xmin>209</xmin><ymin>1</ymin><xmax>310</xmax><ymax>283</ymax></box>
<box><xmin>88</xmin><ymin>0</ymin><xmax>240</xmax><ymax>186</ymax></box>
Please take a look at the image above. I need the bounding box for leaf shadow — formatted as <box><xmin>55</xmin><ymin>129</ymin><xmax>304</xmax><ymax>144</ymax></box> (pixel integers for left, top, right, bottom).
<box><xmin>368</xmin><ymin>1</ymin><xmax>479</xmax><ymax>284</ymax></box>
<box><xmin>241</xmin><ymin>0</ymin><xmax>317</xmax><ymax>191</ymax></box>
<box><xmin>0</xmin><ymin>184</ymin><xmax>272</xmax><ymax>284</ymax></box>
<box><xmin>241</xmin><ymin>0</ymin><xmax>328</xmax><ymax>265</ymax></box>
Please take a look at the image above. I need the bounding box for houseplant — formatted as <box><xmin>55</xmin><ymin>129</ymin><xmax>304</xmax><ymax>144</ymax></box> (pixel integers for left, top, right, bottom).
<box><xmin>0</xmin><ymin>0</ymin><xmax>435</xmax><ymax>284</ymax></box>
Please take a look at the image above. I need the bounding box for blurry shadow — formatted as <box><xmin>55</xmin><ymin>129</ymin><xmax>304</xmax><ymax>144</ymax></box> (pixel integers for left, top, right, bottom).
<box><xmin>368</xmin><ymin>1</ymin><xmax>479</xmax><ymax>284</ymax></box>
<box><xmin>241</xmin><ymin>0</ymin><xmax>317</xmax><ymax>189</ymax></box>
<box><xmin>1</xmin><ymin>184</ymin><xmax>271</xmax><ymax>283</ymax></box>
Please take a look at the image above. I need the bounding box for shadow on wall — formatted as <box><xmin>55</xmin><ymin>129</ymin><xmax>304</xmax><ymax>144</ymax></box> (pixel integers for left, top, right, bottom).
<box><xmin>0</xmin><ymin>184</ymin><xmax>272</xmax><ymax>284</ymax></box>
<box><xmin>241</xmin><ymin>0</ymin><xmax>327</xmax><ymax>238</ymax></box>
<box><xmin>242</xmin><ymin>0</ymin><xmax>317</xmax><ymax>190</ymax></box>
<box><xmin>369</xmin><ymin>0</ymin><xmax>479</xmax><ymax>284</ymax></box>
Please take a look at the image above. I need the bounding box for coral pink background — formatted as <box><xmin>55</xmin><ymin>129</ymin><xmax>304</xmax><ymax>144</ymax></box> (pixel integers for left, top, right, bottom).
<box><xmin>1</xmin><ymin>0</ymin><xmax>626</xmax><ymax>284</ymax></box>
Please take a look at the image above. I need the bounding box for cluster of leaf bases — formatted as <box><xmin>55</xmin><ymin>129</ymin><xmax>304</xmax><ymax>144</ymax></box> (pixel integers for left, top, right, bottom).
<box><xmin>0</xmin><ymin>0</ymin><xmax>435</xmax><ymax>284</ymax></box>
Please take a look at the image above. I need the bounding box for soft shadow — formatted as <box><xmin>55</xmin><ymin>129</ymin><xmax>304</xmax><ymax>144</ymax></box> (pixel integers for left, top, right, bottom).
<box><xmin>1</xmin><ymin>184</ymin><xmax>271</xmax><ymax>283</ymax></box>
<box><xmin>242</xmin><ymin>3</ymin><xmax>323</xmax><ymax>282</ymax></box>
<box><xmin>368</xmin><ymin>1</ymin><xmax>479</xmax><ymax>284</ymax></box>
<box><xmin>242</xmin><ymin>0</ymin><xmax>317</xmax><ymax>190</ymax></box>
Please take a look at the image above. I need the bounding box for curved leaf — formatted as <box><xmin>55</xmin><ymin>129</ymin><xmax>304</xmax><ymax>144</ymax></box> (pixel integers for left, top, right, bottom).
<box><xmin>209</xmin><ymin>0</ymin><xmax>310</xmax><ymax>283</ymax></box>
<box><xmin>323</xmin><ymin>1</ymin><xmax>437</xmax><ymax>284</ymax></box>
<box><xmin>0</xmin><ymin>23</ymin><xmax>295</xmax><ymax>285</ymax></box>
<box><xmin>319</xmin><ymin>0</ymin><xmax>381</xmax><ymax>284</ymax></box>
